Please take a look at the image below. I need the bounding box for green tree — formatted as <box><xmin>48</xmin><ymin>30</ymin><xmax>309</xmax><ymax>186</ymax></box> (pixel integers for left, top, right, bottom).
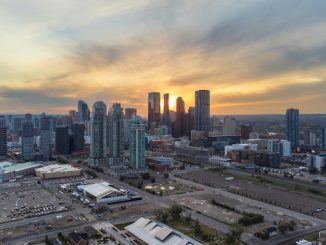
<box><xmin>194</xmin><ymin>220</ymin><xmax>203</xmax><ymax>236</ymax></box>
<box><xmin>169</xmin><ymin>205</ymin><xmax>183</xmax><ymax>220</ymax></box>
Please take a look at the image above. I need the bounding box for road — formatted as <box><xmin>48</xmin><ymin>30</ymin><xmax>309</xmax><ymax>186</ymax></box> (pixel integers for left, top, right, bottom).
<box><xmin>2</xmin><ymin>165</ymin><xmax>326</xmax><ymax>245</ymax></box>
<box><xmin>170</xmin><ymin>175</ymin><xmax>326</xmax><ymax>244</ymax></box>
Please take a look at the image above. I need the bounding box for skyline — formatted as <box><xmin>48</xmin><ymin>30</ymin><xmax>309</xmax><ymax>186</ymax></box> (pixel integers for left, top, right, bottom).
<box><xmin>1</xmin><ymin>0</ymin><xmax>326</xmax><ymax>115</ymax></box>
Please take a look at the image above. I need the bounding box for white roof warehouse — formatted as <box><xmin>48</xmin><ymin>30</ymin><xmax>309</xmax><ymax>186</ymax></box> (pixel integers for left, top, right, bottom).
<box><xmin>35</xmin><ymin>164</ymin><xmax>82</xmax><ymax>179</ymax></box>
<box><xmin>82</xmin><ymin>182</ymin><xmax>129</xmax><ymax>203</ymax></box>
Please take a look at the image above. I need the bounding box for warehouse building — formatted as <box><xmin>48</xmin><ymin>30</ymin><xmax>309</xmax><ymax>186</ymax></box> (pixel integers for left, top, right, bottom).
<box><xmin>35</xmin><ymin>164</ymin><xmax>82</xmax><ymax>179</ymax></box>
<box><xmin>0</xmin><ymin>161</ymin><xmax>42</xmax><ymax>182</ymax></box>
<box><xmin>81</xmin><ymin>181</ymin><xmax>130</xmax><ymax>204</ymax></box>
<box><xmin>125</xmin><ymin>217</ymin><xmax>202</xmax><ymax>245</ymax></box>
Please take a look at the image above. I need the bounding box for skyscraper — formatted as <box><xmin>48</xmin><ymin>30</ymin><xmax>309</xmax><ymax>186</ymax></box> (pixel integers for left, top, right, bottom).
<box><xmin>124</xmin><ymin>108</ymin><xmax>137</xmax><ymax>119</ymax></box>
<box><xmin>286</xmin><ymin>108</ymin><xmax>299</xmax><ymax>149</ymax></box>
<box><xmin>195</xmin><ymin>90</ymin><xmax>210</xmax><ymax>131</ymax></box>
<box><xmin>129</xmin><ymin>116</ymin><xmax>145</xmax><ymax>170</ymax></box>
<box><xmin>90</xmin><ymin>101</ymin><xmax>107</xmax><ymax>166</ymax></box>
<box><xmin>173</xmin><ymin>97</ymin><xmax>186</xmax><ymax>138</ymax></box>
<box><xmin>71</xmin><ymin>123</ymin><xmax>85</xmax><ymax>152</ymax></box>
<box><xmin>0</xmin><ymin>117</ymin><xmax>7</xmax><ymax>159</ymax></box>
<box><xmin>240</xmin><ymin>123</ymin><xmax>252</xmax><ymax>140</ymax></box>
<box><xmin>78</xmin><ymin>100</ymin><xmax>89</xmax><ymax>122</ymax></box>
<box><xmin>320</xmin><ymin>127</ymin><xmax>326</xmax><ymax>150</ymax></box>
<box><xmin>55</xmin><ymin>126</ymin><xmax>70</xmax><ymax>155</ymax></box>
<box><xmin>223</xmin><ymin>116</ymin><xmax>237</xmax><ymax>136</ymax></box>
<box><xmin>148</xmin><ymin>92</ymin><xmax>160</xmax><ymax>129</ymax></box>
<box><xmin>161</xmin><ymin>93</ymin><xmax>171</xmax><ymax>133</ymax></box>
<box><xmin>108</xmin><ymin>103</ymin><xmax>124</xmax><ymax>164</ymax></box>
<box><xmin>22</xmin><ymin>121</ymin><xmax>34</xmax><ymax>161</ymax></box>
<box><xmin>185</xmin><ymin>107</ymin><xmax>195</xmax><ymax>138</ymax></box>
<box><xmin>41</xmin><ymin>116</ymin><xmax>52</xmax><ymax>160</ymax></box>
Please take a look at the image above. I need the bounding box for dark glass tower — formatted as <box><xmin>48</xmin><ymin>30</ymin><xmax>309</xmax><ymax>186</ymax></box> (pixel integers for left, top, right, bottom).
<box><xmin>286</xmin><ymin>108</ymin><xmax>299</xmax><ymax>149</ymax></box>
<box><xmin>56</xmin><ymin>126</ymin><xmax>70</xmax><ymax>155</ymax></box>
<box><xmin>195</xmin><ymin>90</ymin><xmax>210</xmax><ymax>131</ymax></box>
<box><xmin>78</xmin><ymin>100</ymin><xmax>89</xmax><ymax>122</ymax></box>
<box><xmin>174</xmin><ymin>97</ymin><xmax>186</xmax><ymax>138</ymax></box>
<box><xmin>161</xmin><ymin>93</ymin><xmax>171</xmax><ymax>133</ymax></box>
<box><xmin>148</xmin><ymin>92</ymin><xmax>160</xmax><ymax>129</ymax></box>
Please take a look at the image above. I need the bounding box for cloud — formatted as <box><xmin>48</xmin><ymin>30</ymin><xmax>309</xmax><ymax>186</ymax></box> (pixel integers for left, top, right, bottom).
<box><xmin>1</xmin><ymin>0</ymin><xmax>326</xmax><ymax>115</ymax></box>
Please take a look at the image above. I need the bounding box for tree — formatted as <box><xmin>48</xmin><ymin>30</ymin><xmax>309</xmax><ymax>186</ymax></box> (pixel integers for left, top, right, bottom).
<box><xmin>169</xmin><ymin>205</ymin><xmax>183</xmax><ymax>220</ymax></box>
<box><xmin>194</xmin><ymin>220</ymin><xmax>203</xmax><ymax>236</ymax></box>
<box><xmin>277</xmin><ymin>223</ymin><xmax>287</xmax><ymax>234</ymax></box>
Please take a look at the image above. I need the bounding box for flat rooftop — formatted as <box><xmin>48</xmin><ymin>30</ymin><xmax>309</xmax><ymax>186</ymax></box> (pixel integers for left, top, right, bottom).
<box><xmin>0</xmin><ymin>161</ymin><xmax>42</xmax><ymax>173</ymax></box>
<box><xmin>35</xmin><ymin>164</ymin><xmax>81</xmax><ymax>173</ymax></box>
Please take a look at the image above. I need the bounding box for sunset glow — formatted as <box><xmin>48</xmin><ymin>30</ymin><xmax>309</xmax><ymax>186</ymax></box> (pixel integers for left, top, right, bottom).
<box><xmin>0</xmin><ymin>0</ymin><xmax>326</xmax><ymax>115</ymax></box>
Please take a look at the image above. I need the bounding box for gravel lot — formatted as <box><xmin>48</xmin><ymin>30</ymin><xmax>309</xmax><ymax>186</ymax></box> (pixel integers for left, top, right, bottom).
<box><xmin>178</xmin><ymin>170</ymin><xmax>326</xmax><ymax>220</ymax></box>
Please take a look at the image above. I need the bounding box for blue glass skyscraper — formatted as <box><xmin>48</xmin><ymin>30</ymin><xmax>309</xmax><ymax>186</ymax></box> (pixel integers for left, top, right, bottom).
<box><xmin>286</xmin><ymin>108</ymin><xmax>299</xmax><ymax>149</ymax></box>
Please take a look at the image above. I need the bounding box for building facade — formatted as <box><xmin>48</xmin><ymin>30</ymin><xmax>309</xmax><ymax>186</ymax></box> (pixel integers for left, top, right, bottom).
<box><xmin>55</xmin><ymin>126</ymin><xmax>70</xmax><ymax>155</ymax></box>
<box><xmin>41</xmin><ymin>116</ymin><xmax>52</xmax><ymax>160</ymax></box>
<box><xmin>0</xmin><ymin>117</ymin><xmax>7</xmax><ymax>159</ymax></box>
<box><xmin>161</xmin><ymin>93</ymin><xmax>171</xmax><ymax>133</ymax></box>
<box><xmin>78</xmin><ymin>100</ymin><xmax>89</xmax><ymax>122</ymax></box>
<box><xmin>108</xmin><ymin>103</ymin><xmax>124</xmax><ymax>164</ymax></box>
<box><xmin>173</xmin><ymin>97</ymin><xmax>186</xmax><ymax>138</ymax></box>
<box><xmin>71</xmin><ymin>123</ymin><xmax>85</xmax><ymax>152</ymax></box>
<box><xmin>148</xmin><ymin>92</ymin><xmax>160</xmax><ymax>130</ymax></box>
<box><xmin>129</xmin><ymin>116</ymin><xmax>146</xmax><ymax>170</ymax></box>
<box><xmin>195</xmin><ymin>90</ymin><xmax>210</xmax><ymax>131</ymax></box>
<box><xmin>90</xmin><ymin>101</ymin><xmax>107</xmax><ymax>166</ymax></box>
<box><xmin>22</xmin><ymin>121</ymin><xmax>34</xmax><ymax>161</ymax></box>
<box><xmin>286</xmin><ymin>108</ymin><xmax>299</xmax><ymax>149</ymax></box>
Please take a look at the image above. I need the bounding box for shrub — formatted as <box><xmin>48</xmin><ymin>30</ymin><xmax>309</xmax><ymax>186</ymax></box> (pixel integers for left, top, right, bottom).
<box><xmin>238</xmin><ymin>212</ymin><xmax>264</xmax><ymax>226</ymax></box>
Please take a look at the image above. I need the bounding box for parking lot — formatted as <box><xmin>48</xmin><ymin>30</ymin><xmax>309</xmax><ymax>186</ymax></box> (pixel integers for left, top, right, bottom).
<box><xmin>0</xmin><ymin>187</ymin><xmax>66</xmax><ymax>223</ymax></box>
<box><xmin>177</xmin><ymin>170</ymin><xmax>326</xmax><ymax>220</ymax></box>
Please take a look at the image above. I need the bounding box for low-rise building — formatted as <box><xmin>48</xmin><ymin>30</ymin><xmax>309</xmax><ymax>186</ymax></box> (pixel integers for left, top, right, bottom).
<box><xmin>146</xmin><ymin>156</ymin><xmax>174</xmax><ymax>171</ymax></box>
<box><xmin>125</xmin><ymin>217</ymin><xmax>202</xmax><ymax>245</ymax></box>
<box><xmin>82</xmin><ymin>181</ymin><xmax>129</xmax><ymax>204</ymax></box>
<box><xmin>175</xmin><ymin>146</ymin><xmax>210</xmax><ymax>164</ymax></box>
<box><xmin>0</xmin><ymin>161</ymin><xmax>42</xmax><ymax>182</ymax></box>
<box><xmin>35</xmin><ymin>164</ymin><xmax>82</xmax><ymax>179</ymax></box>
<box><xmin>254</xmin><ymin>152</ymin><xmax>281</xmax><ymax>168</ymax></box>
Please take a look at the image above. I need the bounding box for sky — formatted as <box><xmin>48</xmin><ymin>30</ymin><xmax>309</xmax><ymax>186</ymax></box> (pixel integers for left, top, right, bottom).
<box><xmin>1</xmin><ymin>0</ymin><xmax>326</xmax><ymax>116</ymax></box>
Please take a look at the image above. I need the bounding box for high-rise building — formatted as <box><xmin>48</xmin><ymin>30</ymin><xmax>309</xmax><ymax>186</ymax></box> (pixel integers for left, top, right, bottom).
<box><xmin>185</xmin><ymin>107</ymin><xmax>195</xmax><ymax>138</ymax></box>
<box><xmin>71</xmin><ymin>123</ymin><xmax>85</xmax><ymax>152</ymax></box>
<box><xmin>124</xmin><ymin>108</ymin><xmax>137</xmax><ymax>120</ymax></box>
<box><xmin>13</xmin><ymin>117</ymin><xmax>22</xmax><ymax>135</ymax></box>
<box><xmin>321</xmin><ymin>127</ymin><xmax>326</xmax><ymax>150</ymax></box>
<box><xmin>195</xmin><ymin>90</ymin><xmax>210</xmax><ymax>131</ymax></box>
<box><xmin>161</xmin><ymin>93</ymin><xmax>171</xmax><ymax>133</ymax></box>
<box><xmin>41</xmin><ymin>116</ymin><xmax>52</xmax><ymax>160</ymax></box>
<box><xmin>148</xmin><ymin>92</ymin><xmax>160</xmax><ymax>129</ymax></box>
<box><xmin>108</xmin><ymin>103</ymin><xmax>124</xmax><ymax>164</ymax></box>
<box><xmin>55</xmin><ymin>126</ymin><xmax>70</xmax><ymax>155</ymax></box>
<box><xmin>78</xmin><ymin>100</ymin><xmax>89</xmax><ymax>122</ymax></box>
<box><xmin>304</xmin><ymin>130</ymin><xmax>317</xmax><ymax>146</ymax></box>
<box><xmin>173</xmin><ymin>97</ymin><xmax>186</xmax><ymax>138</ymax></box>
<box><xmin>123</xmin><ymin>108</ymin><xmax>137</xmax><ymax>148</ymax></box>
<box><xmin>22</xmin><ymin>121</ymin><xmax>34</xmax><ymax>161</ymax></box>
<box><xmin>286</xmin><ymin>108</ymin><xmax>299</xmax><ymax>149</ymax></box>
<box><xmin>69</xmin><ymin>110</ymin><xmax>77</xmax><ymax>125</ymax></box>
<box><xmin>223</xmin><ymin>116</ymin><xmax>237</xmax><ymax>136</ymax></box>
<box><xmin>24</xmin><ymin>113</ymin><xmax>32</xmax><ymax>121</ymax></box>
<box><xmin>240</xmin><ymin>123</ymin><xmax>252</xmax><ymax>140</ymax></box>
<box><xmin>129</xmin><ymin>116</ymin><xmax>145</xmax><ymax>170</ymax></box>
<box><xmin>90</xmin><ymin>101</ymin><xmax>107</xmax><ymax>166</ymax></box>
<box><xmin>0</xmin><ymin>117</ymin><xmax>7</xmax><ymax>159</ymax></box>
